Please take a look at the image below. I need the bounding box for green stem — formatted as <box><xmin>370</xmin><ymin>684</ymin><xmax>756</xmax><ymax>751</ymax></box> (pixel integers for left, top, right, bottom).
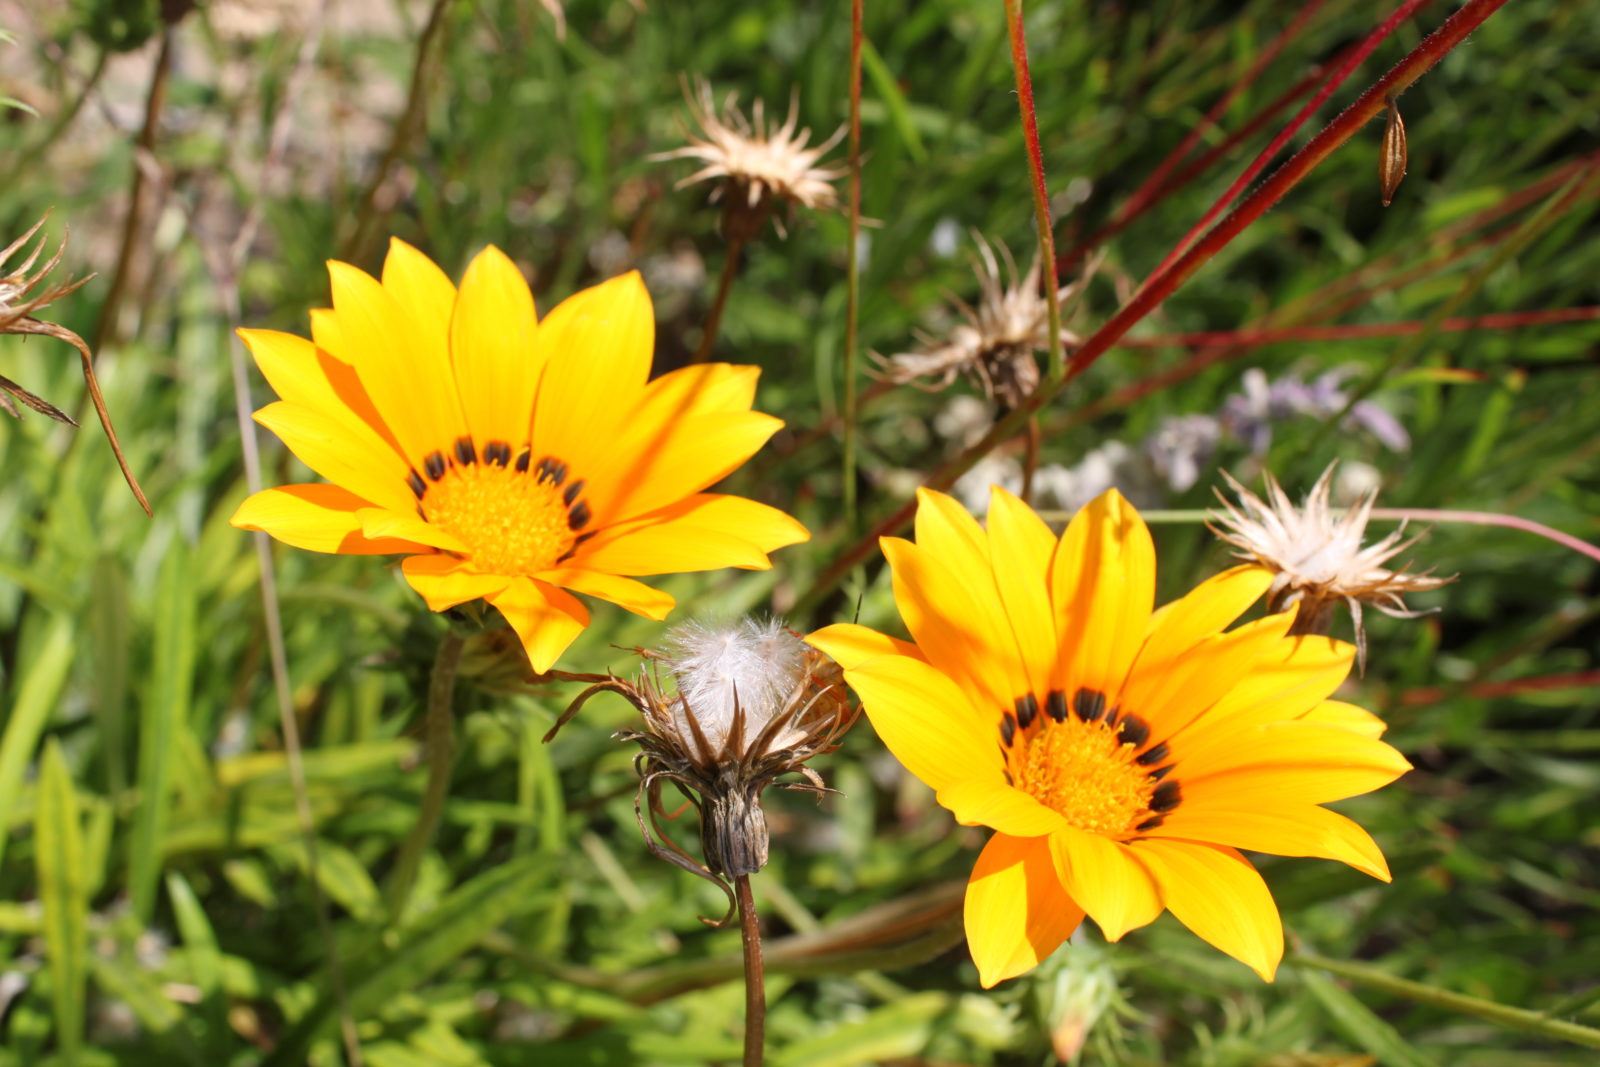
<box><xmin>385</xmin><ymin>628</ymin><xmax>467</xmax><ymax>921</ymax></box>
<box><xmin>736</xmin><ymin>874</ymin><xmax>766</xmax><ymax>1067</ymax></box>
<box><xmin>1293</xmin><ymin>953</ymin><xmax>1600</xmax><ymax>1049</ymax></box>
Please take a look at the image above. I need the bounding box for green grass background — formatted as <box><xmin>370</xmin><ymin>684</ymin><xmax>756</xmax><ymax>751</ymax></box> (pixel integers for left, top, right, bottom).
<box><xmin>0</xmin><ymin>0</ymin><xmax>1598</xmax><ymax>1063</ymax></box>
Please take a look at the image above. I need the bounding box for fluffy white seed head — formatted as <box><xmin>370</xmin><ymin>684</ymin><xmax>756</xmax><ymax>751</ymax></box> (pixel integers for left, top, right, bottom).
<box><xmin>662</xmin><ymin>617</ymin><xmax>808</xmax><ymax>760</ymax></box>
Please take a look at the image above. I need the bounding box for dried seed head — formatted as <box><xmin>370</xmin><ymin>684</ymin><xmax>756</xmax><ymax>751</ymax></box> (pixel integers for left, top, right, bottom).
<box><xmin>1210</xmin><ymin>463</ymin><xmax>1455</xmax><ymax>670</ymax></box>
<box><xmin>654</xmin><ymin>77</ymin><xmax>846</xmax><ymax>241</ymax></box>
<box><xmin>551</xmin><ymin>617</ymin><xmax>853</xmax><ymax>905</ymax></box>
<box><xmin>877</xmin><ymin>233</ymin><xmax>1086</xmax><ymax>411</ymax></box>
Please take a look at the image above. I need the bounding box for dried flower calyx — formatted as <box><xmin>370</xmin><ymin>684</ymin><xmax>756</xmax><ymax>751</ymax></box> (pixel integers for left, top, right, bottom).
<box><xmin>548</xmin><ymin>617</ymin><xmax>854</xmax><ymax>917</ymax></box>
<box><xmin>0</xmin><ymin>215</ymin><xmax>150</xmax><ymax>514</ymax></box>
<box><xmin>877</xmin><ymin>234</ymin><xmax>1086</xmax><ymax>411</ymax></box>
<box><xmin>655</xmin><ymin>77</ymin><xmax>846</xmax><ymax>241</ymax></box>
<box><xmin>1210</xmin><ymin>463</ymin><xmax>1454</xmax><ymax>669</ymax></box>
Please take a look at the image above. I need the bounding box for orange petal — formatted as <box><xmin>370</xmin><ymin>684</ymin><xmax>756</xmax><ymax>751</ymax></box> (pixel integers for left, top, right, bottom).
<box><xmin>1049</xmin><ymin>489</ymin><xmax>1155</xmax><ymax>703</ymax></box>
<box><xmin>573</xmin><ymin>494</ymin><xmax>808</xmax><ymax>576</ymax></box>
<box><xmin>839</xmin><ymin>652</ymin><xmax>1000</xmax><ymax>792</ymax></box>
<box><xmin>489</xmin><ymin>576</ymin><xmax>590</xmax><ymax>673</ymax></box>
<box><xmin>804</xmin><ymin>622</ymin><xmax>924</xmax><ymax>670</ymax></box>
<box><xmin>1047</xmin><ymin>827</ymin><xmax>1163</xmax><ymax>942</ymax></box>
<box><xmin>1121</xmin><ymin>610</ymin><xmax>1296</xmax><ymax>740</ymax></box>
<box><xmin>449</xmin><ymin>245</ymin><xmax>541</xmax><ymax>450</ymax></box>
<box><xmin>936</xmin><ymin>778</ymin><xmax>1066</xmax><ymax>836</ymax></box>
<box><xmin>1147</xmin><ymin>801</ymin><xmax>1391</xmax><ymax>881</ymax></box>
<box><xmin>964</xmin><ymin>833</ymin><xmax>1085</xmax><ymax>988</ymax></box>
<box><xmin>231</xmin><ymin>484</ymin><xmax>425</xmax><ymax>555</ymax></box>
<box><xmin>1131</xmin><ymin>839</ymin><xmax>1283</xmax><ymax>981</ymax></box>
<box><xmin>240</xmin><ymin>327</ymin><xmax>404</xmax><ymax>455</ymax></box>
<box><xmin>539</xmin><ymin>567</ymin><xmax>675</xmax><ymax>621</ymax></box>
<box><xmin>592</xmin><ymin>411</ymin><xmax>785</xmax><ymax>527</ymax></box>
<box><xmin>401</xmin><ymin>553</ymin><xmax>510</xmax><ymax>611</ymax></box>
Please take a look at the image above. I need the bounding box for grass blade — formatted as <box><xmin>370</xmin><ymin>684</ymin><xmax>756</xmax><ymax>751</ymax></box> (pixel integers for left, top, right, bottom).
<box><xmin>0</xmin><ymin>613</ymin><xmax>75</xmax><ymax>870</ymax></box>
<box><xmin>35</xmin><ymin>738</ymin><xmax>89</xmax><ymax>1063</ymax></box>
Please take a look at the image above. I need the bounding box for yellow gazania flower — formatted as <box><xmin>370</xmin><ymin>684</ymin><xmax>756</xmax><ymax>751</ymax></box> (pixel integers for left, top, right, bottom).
<box><xmin>231</xmin><ymin>240</ymin><xmax>808</xmax><ymax>671</ymax></box>
<box><xmin>806</xmin><ymin>487</ymin><xmax>1410</xmax><ymax>987</ymax></box>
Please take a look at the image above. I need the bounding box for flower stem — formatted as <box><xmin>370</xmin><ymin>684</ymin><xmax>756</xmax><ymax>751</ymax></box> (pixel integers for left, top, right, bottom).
<box><xmin>1002</xmin><ymin>0</ymin><xmax>1063</xmax><ymax>384</ymax></box>
<box><xmin>694</xmin><ymin>236</ymin><xmax>744</xmax><ymax>365</ymax></box>
<box><xmin>1293</xmin><ymin>952</ymin><xmax>1600</xmax><ymax>1049</ymax></box>
<box><xmin>842</xmin><ymin>0</ymin><xmax>864</xmax><ymax>533</ymax></box>
<box><xmin>736</xmin><ymin>873</ymin><xmax>766</xmax><ymax>1067</ymax></box>
<box><xmin>386</xmin><ymin>628</ymin><xmax>467</xmax><ymax>921</ymax></box>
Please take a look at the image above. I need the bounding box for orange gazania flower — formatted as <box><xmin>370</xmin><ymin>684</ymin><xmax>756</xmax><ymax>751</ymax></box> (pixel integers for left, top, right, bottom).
<box><xmin>232</xmin><ymin>240</ymin><xmax>808</xmax><ymax>670</ymax></box>
<box><xmin>807</xmin><ymin>487</ymin><xmax>1409</xmax><ymax>986</ymax></box>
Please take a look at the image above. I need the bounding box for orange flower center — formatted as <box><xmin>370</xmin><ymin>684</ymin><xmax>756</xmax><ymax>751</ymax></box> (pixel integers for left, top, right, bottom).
<box><xmin>1001</xmin><ymin>689</ymin><xmax>1181</xmax><ymax>840</ymax></box>
<box><xmin>412</xmin><ymin>438</ymin><xmax>592</xmax><ymax>574</ymax></box>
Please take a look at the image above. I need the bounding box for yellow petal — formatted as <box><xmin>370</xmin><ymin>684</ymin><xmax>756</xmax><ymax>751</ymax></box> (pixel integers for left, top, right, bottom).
<box><xmin>1178</xmin><ymin>722</ymin><xmax>1412</xmax><ymax>806</ymax></box>
<box><xmin>529</xmin><ymin>272</ymin><xmax>653</xmax><ymax>483</ymax></box>
<box><xmin>1050</xmin><ymin>489</ymin><xmax>1155</xmax><ymax>702</ymax></box>
<box><xmin>1300</xmin><ymin>699</ymin><xmax>1387</xmax><ymax>738</ymax></box>
<box><xmin>1122</xmin><ymin>610</ymin><xmax>1296</xmax><ymax>740</ymax></box>
<box><xmin>882</xmin><ymin>532</ymin><xmax>1016</xmax><ymax>715</ymax></box>
<box><xmin>593</xmin><ymin>411</ymin><xmax>785</xmax><ymax>527</ymax></box>
<box><xmin>241</xmin><ymin>328</ymin><xmax>403</xmax><ymax>455</ymax></box>
<box><xmin>352</xmin><ymin>508</ymin><xmax>467</xmax><ymax>554</ymax></box>
<box><xmin>489</xmin><ymin>576</ymin><xmax>590</xmax><ymax>673</ymax></box>
<box><xmin>401</xmin><ymin>553</ymin><xmax>510</xmax><ymax>611</ymax></box>
<box><xmin>231</xmin><ymin>485</ymin><xmax>425</xmax><ymax>555</ymax></box>
<box><xmin>1131</xmin><ymin>839</ymin><xmax>1283</xmax><ymax>981</ymax></box>
<box><xmin>936</xmin><ymin>778</ymin><xmax>1066</xmax><ymax>837</ymax></box>
<box><xmin>841</xmin><ymin>652</ymin><xmax>1001</xmax><ymax>792</ymax></box>
<box><xmin>627</xmin><ymin>362</ymin><xmax>760</xmax><ymax>422</ymax></box>
<box><xmin>804</xmin><ymin>623</ymin><xmax>924</xmax><ymax>670</ymax></box>
<box><xmin>381</xmin><ymin>237</ymin><xmax>458</xmax><ymax>342</ymax></box>
<box><xmin>539</xmin><ymin>567</ymin><xmax>675</xmax><ymax>621</ymax></box>
<box><xmin>1137</xmin><ymin>565</ymin><xmax>1273</xmax><ymax>668</ymax></box>
<box><xmin>1047</xmin><ymin>827</ymin><xmax>1163</xmax><ymax>941</ymax></box>
<box><xmin>985</xmin><ymin>486</ymin><xmax>1059</xmax><ymax>698</ymax></box>
<box><xmin>254</xmin><ymin>401</ymin><xmax>416</xmax><ymax>514</ymax></box>
<box><xmin>450</xmin><ymin>245</ymin><xmax>541</xmax><ymax>450</ymax></box>
<box><xmin>328</xmin><ymin>258</ymin><xmax>467</xmax><ymax>469</ymax></box>
<box><xmin>1197</xmin><ymin>633</ymin><xmax>1356</xmax><ymax>734</ymax></box>
<box><xmin>573</xmin><ymin>494</ymin><xmax>808</xmax><ymax>576</ymax></box>
<box><xmin>964</xmin><ymin>833</ymin><xmax>1085</xmax><ymax>988</ymax></box>
<box><xmin>1149</xmin><ymin>801</ymin><xmax>1391</xmax><ymax>881</ymax></box>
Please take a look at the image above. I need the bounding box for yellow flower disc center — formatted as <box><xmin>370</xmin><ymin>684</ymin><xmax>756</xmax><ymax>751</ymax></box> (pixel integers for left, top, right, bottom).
<box><xmin>1017</xmin><ymin>717</ymin><xmax>1157</xmax><ymax>839</ymax></box>
<box><xmin>419</xmin><ymin>444</ymin><xmax>588</xmax><ymax>574</ymax></box>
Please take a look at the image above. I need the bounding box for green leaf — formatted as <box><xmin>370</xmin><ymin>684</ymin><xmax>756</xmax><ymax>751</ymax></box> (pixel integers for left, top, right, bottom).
<box><xmin>35</xmin><ymin>739</ymin><xmax>88</xmax><ymax>1063</ymax></box>
<box><xmin>861</xmin><ymin>40</ymin><xmax>928</xmax><ymax>165</ymax></box>
<box><xmin>0</xmin><ymin>613</ymin><xmax>75</xmax><ymax>869</ymax></box>
<box><xmin>1302</xmin><ymin>969</ymin><xmax>1439</xmax><ymax>1067</ymax></box>
<box><xmin>165</xmin><ymin>872</ymin><xmax>222</xmax><ymax>998</ymax></box>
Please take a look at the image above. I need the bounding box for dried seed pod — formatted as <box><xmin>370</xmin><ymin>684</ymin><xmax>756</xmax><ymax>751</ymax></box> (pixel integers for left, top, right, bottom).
<box><xmin>1380</xmin><ymin>96</ymin><xmax>1408</xmax><ymax>207</ymax></box>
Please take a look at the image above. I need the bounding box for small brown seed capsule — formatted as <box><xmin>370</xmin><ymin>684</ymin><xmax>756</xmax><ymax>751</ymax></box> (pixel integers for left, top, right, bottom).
<box><xmin>1380</xmin><ymin>96</ymin><xmax>1408</xmax><ymax>207</ymax></box>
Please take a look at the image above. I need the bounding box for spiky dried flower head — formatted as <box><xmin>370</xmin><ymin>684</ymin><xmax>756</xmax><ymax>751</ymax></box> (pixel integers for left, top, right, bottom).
<box><xmin>1211</xmin><ymin>463</ymin><xmax>1454</xmax><ymax>669</ymax></box>
<box><xmin>655</xmin><ymin>77</ymin><xmax>846</xmax><ymax>241</ymax></box>
<box><xmin>547</xmin><ymin>616</ymin><xmax>853</xmax><ymax>913</ymax></box>
<box><xmin>877</xmin><ymin>233</ymin><xmax>1086</xmax><ymax>411</ymax></box>
<box><xmin>0</xmin><ymin>215</ymin><xmax>150</xmax><ymax>513</ymax></box>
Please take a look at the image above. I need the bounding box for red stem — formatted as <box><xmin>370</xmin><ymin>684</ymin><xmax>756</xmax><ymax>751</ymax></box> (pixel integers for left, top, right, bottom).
<box><xmin>798</xmin><ymin>0</ymin><xmax>1511</xmax><ymax>612</ymax></box>
<box><xmin>1118</xmin><ymin>306</ymin><xmax>1600</xmax><ymax>349</ymax></box>
<box><xmin>1003</xmin><ymin>0</ymin><xmax>1063</xmax><ymax>382</ymax></box>
<box><xmin>1144</xmin><ymin>0</ymin><xmax>1437</xmax><ymax>287</ymax></box>
<box><xmin>1400</xmin><ymin>670</ymin><xmax>1600</xmax><ymax>706</ymax></box>
<box><xmin>1369</xmin><ymin>507</ymin><xmax>1600</xmax><ymax>566</ymax></box>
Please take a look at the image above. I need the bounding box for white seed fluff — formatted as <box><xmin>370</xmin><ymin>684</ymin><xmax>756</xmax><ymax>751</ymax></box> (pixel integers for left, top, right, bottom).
<box><xmin>663</xmin><ymin>616</ymin><xmax>807</xmax><ymax>759</ymax></box>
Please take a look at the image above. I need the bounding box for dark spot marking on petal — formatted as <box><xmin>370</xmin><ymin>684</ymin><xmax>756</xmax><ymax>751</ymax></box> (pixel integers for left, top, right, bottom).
<box><xmin>424</xmin><ymin>451</ymin><xmax>447</xmax><ymax>481</ymax></box>
<box><xmin>484</xmin><ymin>440</ymin><xmax>512</xmax><ymax>467</ymax></box>
<box><xmin>1116</xmin><ymin>715</ymin><xmax>1150</xmax><ymax>748</ymax></box>
<box><xmin>563</xmin><ymin>478</ymin><xmax>586</xmax><ymax>506</ymax></box>
<box><xmin>1146</xmin><ymin>764</ymin><xmax>1174</xmax><ymax>782</ymax></box>
<box><xmin>536</xmin><ymin>456</ymin><xmax>568</xmax><ymax>486</ymax></box>
<box><xmin>1149</xmin><ymin>779</ymin><xmax>1182</xmax><ymax>813</ymax></box>
<box><xmin>455</xmin><ymin>437</ymin><xmax>477</xmax><ymax>465</ymax></box>
<box><xmin>567</xmin><ymin>500</ymin><xmax>592</xmax><ymax>530</ymax></box>
<box><xmin>1104</xmin><ymin>704</ymin><xmax>1121</xmax><ymax>728</ymax></box>
<box><xmin>1046</xmin><ymin>689</ymin><xmax>1068</xmax><ymax>723</ymax></box>
<box><xmin>1073</xmin><ymin>688</ymin><xmax>1106</xmax><ymax>722</ymax></box>
<box><xmin>1014</xmin><ymin>693</ymin><xmax>1039</xmax><ymax>731</ymax></box>
<box><xmin>1003</xmin><ymin>770</ymin><xmax>1014</xmax><ymax>787</ymax></box>
<box><xmin>555</xmin><ymin>530</ymin><xmax>596</xmax><ymax>564</ymax></box>
<box><xmin>999</xmin><ymin>711</ymin><xmax>1017</xmax><ymax>747</ymax></box>
<box><xmin>1134</xmin><ymin>815</ymin><xmax>1165</xmax><ymax>832</ymax></box>
<box><xmin>406</xmin><ymin>470</ymin><xmax>426</xmax><ymax>499</ymax></box>
<box><xmin>1136</xmin><ymin>741</ymin><xmax>1170</xmax><ymax>767</ymax></box>
<box><xmin>514</xmin><ymin>449</ymin><xmax>531</xmax><ymax>473</ymax></box>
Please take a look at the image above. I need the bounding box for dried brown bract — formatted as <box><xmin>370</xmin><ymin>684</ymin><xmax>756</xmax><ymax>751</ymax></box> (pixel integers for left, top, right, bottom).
<box><xmin>655</xmin><ymin>77</ymin><xmax>846</xmax><ymax>241</ymax></box>
<box><xmin>0</xmin><ymin>216</ymin><xmax>150</xmax><ymax>514</ymax></box>
<box><xmin>1210</xmin><ymin>463</ymin><xmax>1454</xmax><ymax>670</ymax></box>
<box><xmin>546</xmin><ymin>618</ymin><xmax>854</xmax><ymax>920</ymax></box>
<box><xmin>877</xmin><ymin>234</ymin><xmax>1087</xmax><ymax>411</ymax></box>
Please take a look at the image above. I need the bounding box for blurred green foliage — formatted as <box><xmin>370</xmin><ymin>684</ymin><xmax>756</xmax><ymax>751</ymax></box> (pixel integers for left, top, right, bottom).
<box><xmin>0</xmin><ymin>0</ymin><xmax>1597</xmax><ymax>1063</ymax></box>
